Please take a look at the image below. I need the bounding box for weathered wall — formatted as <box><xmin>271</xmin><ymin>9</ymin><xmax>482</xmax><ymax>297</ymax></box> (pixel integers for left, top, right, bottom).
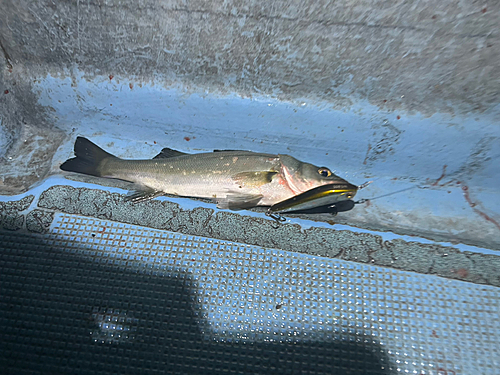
<box><xmin>1</xmin><ymin>0</ymin><xmax>499</xmax><ymax>116</ymax></box>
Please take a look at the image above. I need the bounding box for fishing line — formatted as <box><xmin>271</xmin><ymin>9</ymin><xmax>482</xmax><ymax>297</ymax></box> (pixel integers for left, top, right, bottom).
<box><xmin>354</xmin><ymin>185</ymin><xmax>419</xmax><ymax>204</ymax></box>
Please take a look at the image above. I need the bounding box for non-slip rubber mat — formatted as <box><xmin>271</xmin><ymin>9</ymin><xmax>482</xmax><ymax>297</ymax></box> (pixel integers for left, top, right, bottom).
<box><xmin>1</xmin><ymin>213</ymin><xmax>498</xmax><ymax>374</ymax></box>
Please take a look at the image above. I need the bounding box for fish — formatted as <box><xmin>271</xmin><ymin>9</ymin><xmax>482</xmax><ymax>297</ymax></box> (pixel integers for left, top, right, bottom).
<box><xmin>60</xmin><ymin>137</ymin><xmax>354</xmax><ymax>210</ymax></box>
<box><xmin>268</xmin><ymin>183</ymin><xmax>358</xmax><ymax>214</ymax></box>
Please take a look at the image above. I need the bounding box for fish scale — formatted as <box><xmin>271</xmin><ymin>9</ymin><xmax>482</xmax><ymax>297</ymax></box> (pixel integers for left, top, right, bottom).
<box><xmin>103</xmin><ymin>153</ymin><xmax>283</xmax><ymax>202</ymax></box>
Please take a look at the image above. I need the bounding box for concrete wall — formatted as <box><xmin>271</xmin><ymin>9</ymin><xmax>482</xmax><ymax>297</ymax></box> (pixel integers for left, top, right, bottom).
<box><xmin>1</xmin><ymin>0</ymin><xmax>499</xmax><ymax>115</ymax></box>
<box><xmin>1</xmin><ymin>0</ymin><xmax>499</xmax><ymax>249</ymax></box>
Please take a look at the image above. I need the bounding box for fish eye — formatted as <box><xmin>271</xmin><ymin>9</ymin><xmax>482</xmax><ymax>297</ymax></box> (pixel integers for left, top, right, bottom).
<box><xmin>318</xmin><ymin>168</ymin><xmax>332</xmax><ymax>178</ymax></box>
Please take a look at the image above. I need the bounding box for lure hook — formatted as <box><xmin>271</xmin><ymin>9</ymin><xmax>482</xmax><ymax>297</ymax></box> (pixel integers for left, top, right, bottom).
<box><xmin>354</xmin><ymin>198</ymin><xmax>370</xmax><ymax>205</ymax></box>
<box><xmin>266</xmin><ymin>211</ymin><xmax>287</xmax><ymax>228</ymax></box>
<box><xmin>327</xmin><ymin>205</ymin><xmax>339</xmax><ymax>216</ymax></box>
<box><xmin>358</xmin><ymin>181</ymin><xmax>373</xmax><ymax>190</ymax></box>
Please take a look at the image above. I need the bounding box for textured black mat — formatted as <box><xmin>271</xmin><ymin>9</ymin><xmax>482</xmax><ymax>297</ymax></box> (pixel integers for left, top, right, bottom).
<box><xmin>0</xmin><ymin>230</ymin><xmax>391</xmax><ymax>374</ymax></box>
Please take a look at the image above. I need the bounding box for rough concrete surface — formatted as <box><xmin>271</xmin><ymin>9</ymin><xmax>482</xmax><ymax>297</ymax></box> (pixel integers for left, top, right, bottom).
<box><xmin>0</xmin><ymin>66</ymin><xmax>66</xmax><ymax>193</ymax></box>
<box><xmin>37</xmin><ymin>185</ymin><xmax>500</xmax><ymax>287</ymax></box>
<box><xmin>0</xmin><ymin>195</ymin><xmax>34</xmax><ymax>230</ymax></box>
<box><xmin>26</xmin><ymin>209</ymin><xmax>54</xmax><ymax>233</ymax></box>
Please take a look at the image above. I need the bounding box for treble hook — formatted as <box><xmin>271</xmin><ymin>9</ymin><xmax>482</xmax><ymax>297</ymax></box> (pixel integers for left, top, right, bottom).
<box><xmin>358</xmin><ymin>181</ymin><xmax>373</xmax><ymax>190</ymax></box>
<box><xmin>326</xmin><ymin>205</ymin><xmax>339</xmax><ymax>216</ymax></box>
<box><xmin>265</xmin><ymin>211</ymin><xmax>287</xmax><ymax>228</ymax></box>
<box><xmin>354</xmin><ymin>198</ymin><xmax>370</xmax><ymax>205</ymax></box>
<box><xmin>353</xmin><ymin>181</ymin><xmax>373</xmax><ymax>205</ymax></box>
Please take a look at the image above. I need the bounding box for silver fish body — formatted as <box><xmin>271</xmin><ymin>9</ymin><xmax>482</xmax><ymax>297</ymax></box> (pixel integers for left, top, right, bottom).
<box><xmin>61</xmin><ymin>137</ymin><xmax>352</xmax><ymax>209</ymax></box>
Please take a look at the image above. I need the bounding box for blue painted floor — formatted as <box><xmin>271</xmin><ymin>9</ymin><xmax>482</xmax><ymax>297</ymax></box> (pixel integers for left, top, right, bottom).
<box><xmin>34</xmin><ymin>74</ymin><xmax>500</xmax><ymax>250</ymax></box>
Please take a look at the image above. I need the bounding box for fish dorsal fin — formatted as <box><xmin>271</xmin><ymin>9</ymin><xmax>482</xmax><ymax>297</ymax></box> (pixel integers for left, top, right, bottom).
<box><xmin>213</xmin><ymin>149</ymin><xmax>247</xmax><ymax>152</ymax></box>
<box><xmin>232</xmin><ymin>171</ymin><xmax>277</xmax><ymax>188</ymax></box>
<box><xmin>153</xmin><ymin>148</ymin><xmax>190</xmax><ymax>159</ymax></box>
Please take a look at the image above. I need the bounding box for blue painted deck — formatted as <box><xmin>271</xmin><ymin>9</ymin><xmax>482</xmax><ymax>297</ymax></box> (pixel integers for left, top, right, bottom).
<box><xmin>36</xmin><ymin>73</ymin><xmax>500</xmax><ymax>250</ymax></box>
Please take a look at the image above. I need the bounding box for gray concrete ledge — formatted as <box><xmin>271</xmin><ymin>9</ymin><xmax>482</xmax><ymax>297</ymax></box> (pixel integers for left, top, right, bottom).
<box><xmin>27</xmin><ymin>185</ymin><xmax>500</xmax><ymax>287</ymax></box>
<box><xmin>0</xmin><ymin>195</ymin><xmax>34</xmax><ymax>231</ymax></box>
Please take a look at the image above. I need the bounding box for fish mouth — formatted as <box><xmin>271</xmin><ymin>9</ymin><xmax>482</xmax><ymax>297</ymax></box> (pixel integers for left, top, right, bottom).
<box><xmin>281</xmin><ymin>163</ymin><xmax>352</xmax><ymax>195</ymax></box>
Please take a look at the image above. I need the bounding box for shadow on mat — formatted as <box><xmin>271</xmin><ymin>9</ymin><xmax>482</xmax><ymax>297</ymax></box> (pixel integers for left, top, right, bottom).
<box><xmin>0</xmin><ymin>230</ymin><xmax>394</xmax><ymax>375</ymax></box>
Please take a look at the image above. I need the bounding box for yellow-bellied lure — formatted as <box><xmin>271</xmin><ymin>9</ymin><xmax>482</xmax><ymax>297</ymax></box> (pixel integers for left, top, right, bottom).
<box><xmin>266</xmin><ymin>182</ymin><xmax>359</xmax><ymax>222</ymax></box>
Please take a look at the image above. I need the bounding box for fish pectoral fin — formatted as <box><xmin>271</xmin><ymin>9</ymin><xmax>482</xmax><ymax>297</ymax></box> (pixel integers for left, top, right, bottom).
<box><xmin>124</xmin><ymin>187</ymin><xmax>164</xmax><ymax>203</ymax></box>
<box><xmin>216</xmin><ymin>194</ymin><xmax>263</xmax><ymax>210</ymax></box>
<box><xmin>232</xmin><ymin>171</ymin><xmax>277</xmax><ymax>188</ymax></box>
<box><xmin>153</xmin><ymin>148</ymin><xmax>190</xmax><ymax>159</ymax></box>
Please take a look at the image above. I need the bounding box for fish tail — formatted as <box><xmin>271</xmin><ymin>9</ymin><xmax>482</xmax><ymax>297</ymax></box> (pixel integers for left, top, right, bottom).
<box><xmin>60</xmin><ymin>137</ymin><xmax>116</xmax><ymax>177</ymax></box>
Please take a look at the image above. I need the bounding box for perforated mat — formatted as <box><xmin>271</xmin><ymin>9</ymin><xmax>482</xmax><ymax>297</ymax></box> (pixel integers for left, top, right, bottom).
<box><xmin>0</xmin><ymin>213</ymin><xmax>498</xmax><ymax>374</ymax></box>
